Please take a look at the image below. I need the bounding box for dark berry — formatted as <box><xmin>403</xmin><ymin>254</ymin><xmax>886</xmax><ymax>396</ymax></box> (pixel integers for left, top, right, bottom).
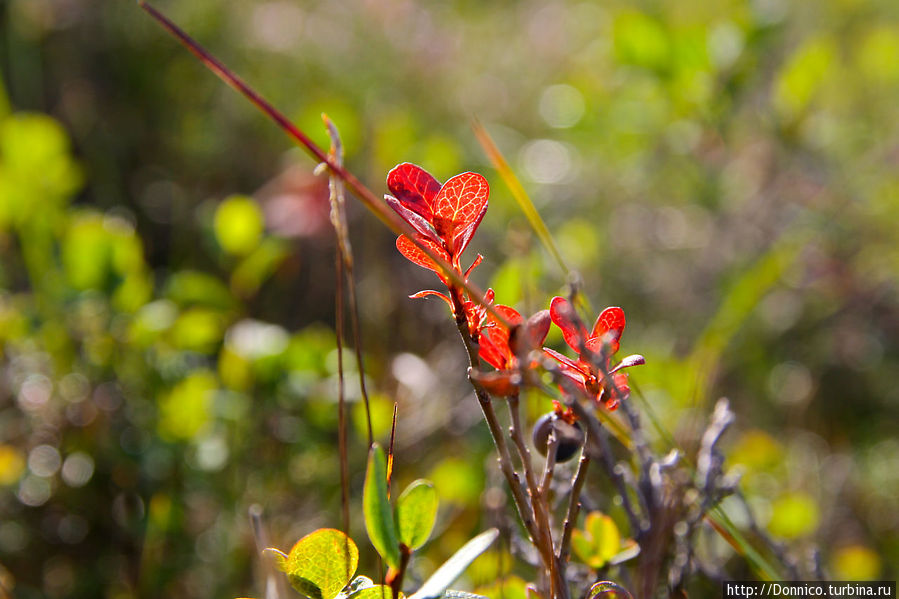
<box><xmin>532</xmin><ymin>413</ymin><xmax>583</xmax><ymax>462</ymax></box>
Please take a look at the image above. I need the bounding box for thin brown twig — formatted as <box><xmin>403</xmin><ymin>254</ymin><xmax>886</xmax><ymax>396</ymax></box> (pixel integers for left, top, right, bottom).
<box><xmin>539</xmin><ymin>356</ymin><xmax>643</xmax><ymax>536</ymax></box>
<box><xmin>323</xmin><ymin>114</ymin><xmax>374</xmax><ymax>448</ymax></box>
<box><xmin>506</xmin><ymin>396</ymin><xmax>562</xmax><ymax>598</ymax></box>
<box><xmin>538</xmin><ymin>431</ymin><xmax>558</xmax><ymax>497</ymax></box>
<box><xmin>558</xmin><ymin>452</ymin><xmax>590</xmax><ymax>565</ymax></box>
<box><xmin>324</xmin><ymin>116</ymin><xmax>351</xmax><ymax>535</ymax></box>
<box><xmin>335</xmin><ymin>246</ymin><xmax>350</xmax><ymax>535</ymax></box>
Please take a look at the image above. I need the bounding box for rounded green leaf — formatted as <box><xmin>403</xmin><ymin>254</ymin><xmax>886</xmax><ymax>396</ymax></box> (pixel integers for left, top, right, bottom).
<box><xmin>571</xmin><ymin>512</ymin><xmax>626</xmax><ymax>569</ymax></box>
<box><xmin>395</xmin><ymin>479</ymin><xmax>438</xmax><ymax>550</ymax></box>
<box><xmin>768</xmin><ymin>492</ymin><xmax>819</xmax><ymax>539</ymax></box>
<box><xmin>588</xmin><ymin>581</ymin><xmax>633</xmax><ymax>599</ymax></box>
<box><xmin>277</xmin><ymin>528</ymin><xmax>359</xmax><ymax>599</ymax></box>
<box><xmin>214</xmin><ymin>194</ymin><xmax>264</xmax><ymax>256</ymax></box>
<box><xmin>363</xmin><ymin>444</ymin><xmax>401</xmax><ymax>568</ymax></box>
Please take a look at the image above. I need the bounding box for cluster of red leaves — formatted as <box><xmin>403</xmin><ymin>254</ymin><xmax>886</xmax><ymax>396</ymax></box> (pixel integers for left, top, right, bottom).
<box><xmin>386</xmin><ymin>163</ymin><xmax>643</xmax><ymax>412</ymax></box>
<box><xmin>386</xmin><ymin>163</ymin><xmax>488</xmax><ymax>308</ymax></box>
<box><xmin>544</xmin><ymin>297</ymin><xmax>645</xmax><ymax>410</ymax></box>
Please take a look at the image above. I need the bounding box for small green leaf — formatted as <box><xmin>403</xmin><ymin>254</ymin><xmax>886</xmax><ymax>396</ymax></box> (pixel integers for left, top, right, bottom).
<box><xmin>275</xmin><ymin>528</ymin><xmax>359</xmax><ymax>599</ymax></box>
<box><xmin>768</xmin><ymin>492</ymin><xmax>819</xmax><ymax>539</ymax></box>
<box><xmin>336</xmin><ymin>575</ymin><xmax>374</xmax><ymax>599</ymax></box>
<box><xmin>337</xmin><ymin>577</ymin><xmax>392</xmax><ymax>599</ymax></box>
<box><xmin>214</xmin><ymin>194</ymin><xmax>264</xmax><ymax>256</ymax></box>
<box><xmin>395</xmin><ymin>479</ymin><xmax>438</xmax><ymax>550</ymax></box>
<box><xmin>263</xmin><ymin>547</ymin><xmax>288</xmax><ymax>570</ymax></box>
<box><xmin>474</xmin><ymin>576</ymin><xmax>528</xmax><ymax>599</ymax></box>
<box><xmin>363</xmin><ymin>444</ymin><xmax>401</xmax><ymax>568</ymax></box>
<box><xmin>572</xmin><ymin>512</ymin><xmax>635</xmax><ymax>570</ymax></box>
<box><xmin>588</xmin><ymin>581</ymin><xmax>633</xmax><ymax>599</ymax></box>
<box><xmin>409</xmin><ymin>528</ymin><xmax>499</xmax><ymax>599</ymax></box>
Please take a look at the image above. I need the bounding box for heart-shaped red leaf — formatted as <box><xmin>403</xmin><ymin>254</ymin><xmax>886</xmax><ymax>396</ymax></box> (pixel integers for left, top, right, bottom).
<box><xmin>387</xmin><ymin>163</ymin><xmax>441</xmax><ymax>220</ymax></box>
<box><xmin>591</xmin><ymin>307</ymin><xmax>625</xmax><ymax>354</ymax></box>
<box><xmin>430</xmin><ymin>172</ymin><xmax>489</xmax><ymax>255</ymax></box>
<box><xmin>396</xmin><ymin>235</ymin><xmax>451</xmax><ymax>281</ymax></box>
<box><xmin>550</xmin><ymin>296</ymin><xmax>589</xmax><ymax>353</ymax></box>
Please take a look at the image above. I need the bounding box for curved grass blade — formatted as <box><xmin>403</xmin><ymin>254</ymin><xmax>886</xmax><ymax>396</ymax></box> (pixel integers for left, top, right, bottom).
<box><xmin>472</xmin><ymin>118</ymin><xmax>568</xmax><ymax>276</ymax></box>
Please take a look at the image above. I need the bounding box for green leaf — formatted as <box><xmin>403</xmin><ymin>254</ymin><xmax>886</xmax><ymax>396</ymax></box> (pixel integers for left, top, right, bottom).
<box><xmin>409</xmin><ymin>528</ymin><xmax>499</xmax><ymax>599</ymax></box>
<box><xmin>363</xmin><ymin>444</ymin><xmax>401</xmax><ymax>568</ymax></box>
<box><xmin>474</xmin><ymin>576</ymin><xmax>528</xmax><ymax>599</ymax></box>
<box><xmin>768</xmin><ymin>492</ymin><xmax>819</xmax><ymax>539</ymax></box>
<box><xmin>571</xmin><ymin>512</ymin><xmax>627</xmax><ymax>569</ymax></box>
<box><xmin>214</xmin><ymin>194</ymin><xmax>264</xmax><ymax>256</ymax></box>
<box><xmin>157</xmin><ymin>371</ymin><xmax>217</xmax><ymax>442</ymax></box>
<box><xmin>272</xmin><ymin>528</ymin><xmax>359</xmax><ymax>599</ymax></box>
<box><xmin>349</xmin><ymin>586</ymin><xmax>393</xmax><ymax>599</ymax></box>
<box><xmin>336</xmin><ymin>576</ymin><xmax>375</xmax><ymax>599</ymax></box>
<box><xmin>335</xmin><ymin>576</ymin><xmax>392</xmax><ymax>599</ymax></box>
<box><xmin>395</xmin><ymin>479</ymin><xmax>438</xmax><ymax>550</ymax></box>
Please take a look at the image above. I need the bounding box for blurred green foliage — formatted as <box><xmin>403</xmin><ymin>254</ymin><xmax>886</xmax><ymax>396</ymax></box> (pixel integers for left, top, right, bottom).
<box><xmin>1</xmin><ymin>0</ymin><xmax>898</xmax><ymax>596</ymax></box>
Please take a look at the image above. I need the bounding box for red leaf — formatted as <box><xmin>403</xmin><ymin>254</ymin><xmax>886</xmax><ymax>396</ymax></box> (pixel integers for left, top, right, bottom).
<box><xmin>610</xmin><ymin>354</ymin><xmax>645</xmax><ymax>373</ymax></box>
<box><xmin>544</xmin><ymin>348</ymin><xmax>589</xmax><ymax>382</ymax></box>
<box><xmin>463</xmin><ymin>254</ymin><xmax>484</xmax><ymax>280</ymax></box>
<box><xmin>512</xmin><ymin>310</ymin><xmax>551</xmax><ymax>357</ymax></box>
<box><xmin>385</xmin><ymin>194</ymin><xmax>441</xmax><ymax>244</ymax></box>
<box><xmin>525</xmin><ymin>310</ymin><xmax>551</xmax><ymax>347</ymax></box>
<box><xmin>451</xmin><ymin>200</ymin><xmax>488</xmax><ymax>259</ymax></box>
<box><xmin>549</xmin><ymin>296</ymin><xmax>588</xmax><ymax>353</ymax></box>
<box><xmin>602</xmin><ymin>372</ymin><xmax>630</xmax><ymax>410</ymax></box>
<box><xmin>492</xmin><ymin>305</ymin><xmax>524</xmax><ymax>328</ymax></box>
<box><xmin>479</xmin><ymin>327</ymin><xmax>513</xmax><ymax>370</ymax></box>
<box><xmin>409</xmin><ymin>290</ymin><xmax>453</xmax><ymax>310</ymax></box>
<box><xmin>387</xmin><ymin>163</ymin><xmax>440</xmax><ymax>220</ymax></box>
<box><xmin>430</xmin><ymin>172</ymin><xmax>489</xmax><ymax>255</ymax></box>
<box><xmin>396</xmin><ymin>235</ymin><xmax>451</xmax><ymax>281</ymax></box>
<box><xmin>479</xmin><ymin>305</ymin><xmax>522</xmax><ymax>370</ymax></box>
<box><xmin>592</xmin><ymin>307</ymin><xmax>625</xmax><ymax>353</ymax></box>
<box><xmin>470</xmin><ymin>369</ymin><xmax>520</xmax><ymax>396</ymax></box>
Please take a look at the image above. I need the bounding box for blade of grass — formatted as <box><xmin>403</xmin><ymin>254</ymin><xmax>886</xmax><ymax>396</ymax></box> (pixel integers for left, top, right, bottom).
<box><xmin>387</xmin><ymin>402</ymin><xmax>398</xmax><ymax>499</ymax></box>
<box><xmin>472</xmin><ymin>118</ymin><xmax>569</xmax><ymax>276</ymax></box>
<box><xmin>707</xmin><ymin>508</ymin><xmax>780</xmax><ymax>581</ymax></box>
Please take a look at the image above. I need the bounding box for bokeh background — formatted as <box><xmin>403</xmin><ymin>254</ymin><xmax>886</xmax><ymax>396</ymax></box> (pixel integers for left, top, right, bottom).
<box><xmin>1</xmin><ymin>0</ymin><xmax>898</xmax><ymax>596</ymax></box>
